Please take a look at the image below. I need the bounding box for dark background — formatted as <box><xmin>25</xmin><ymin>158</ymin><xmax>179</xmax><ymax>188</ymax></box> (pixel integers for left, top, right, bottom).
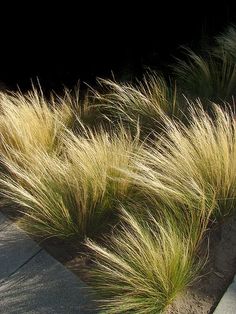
<box><xmin>1</xmin><ymin>3</ymin><xmax>236</xmax><ymax>92</ymax></box>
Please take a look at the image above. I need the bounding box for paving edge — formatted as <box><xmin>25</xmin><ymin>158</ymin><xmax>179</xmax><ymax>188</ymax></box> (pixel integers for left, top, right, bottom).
<box><xmin>213</xmin><ymin>275</ymin><xmax>236</xmax><ymax>313</ymax></box>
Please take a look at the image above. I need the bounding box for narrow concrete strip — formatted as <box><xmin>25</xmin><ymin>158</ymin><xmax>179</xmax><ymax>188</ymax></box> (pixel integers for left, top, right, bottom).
<box><xmin>214</xmin><ymin>276</ymin><xmax>236</xmax><ymax>313</ymax></box>
<box><xmin>0</xmin><ymin>250</ymin><xmax>96</xmax><ymax>313</ymax></box>
<box><xmin>0</xmin><ymin>220</ymin><xmax>41</xmax><ymax>281</ymax></box>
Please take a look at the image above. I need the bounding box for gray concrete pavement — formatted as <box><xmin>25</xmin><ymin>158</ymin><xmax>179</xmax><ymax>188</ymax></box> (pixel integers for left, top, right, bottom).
<box><xmin>0</xmin><ymin>212</ymin><xmax>97</xmax><ymax>313</ymax></box>
<box><xmin>214</xmin><ymin>275</ymin><xmax>236</xmax><ymax>314</ymax></box>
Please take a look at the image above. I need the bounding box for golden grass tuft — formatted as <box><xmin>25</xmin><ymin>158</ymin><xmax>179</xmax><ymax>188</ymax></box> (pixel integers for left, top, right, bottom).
<box><xmin>130</xmin><ymin>102</ymin><xmax>236</xmax><ymax>221</ymax></box>
<box><xmin>0</xmin><ymin>88</ymin><xmax>72</xmax><ymax>163</ymax></box>
<box><xmin>0</xmin><ymin>126</ymin><xmax>142</xmax><ymax>238</ymax></box>
<box><xmin>95</xmin><ymin>72</ymin><xmax>180</xmax><ymax>136</ymax></box>
<box><xmin>87</xmin><ymin>209</ymin><xmax>204</xmax><ymax>314</ymax></box>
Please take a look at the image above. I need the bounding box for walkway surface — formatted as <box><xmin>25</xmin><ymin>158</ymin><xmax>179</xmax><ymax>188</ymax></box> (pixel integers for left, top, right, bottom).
<box><xmin>0</xmin><ymin>212</ymin><xmax>97</xmax><ymax>313</ymax></box>
<box><xmin>214</xmin><ymin>275</ymin><xmax>236</xmax><ymax>313</ymax></box>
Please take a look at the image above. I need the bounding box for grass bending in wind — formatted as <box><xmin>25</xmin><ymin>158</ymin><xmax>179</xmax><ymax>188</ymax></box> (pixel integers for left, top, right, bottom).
<box><xmin>58</xmin><ymin>86</ymin><xmax>104</xmax><ymax>131</ymax></box>
<box><xmin>173</xmin><ymin>48</ymin><xmax>236</xmax><ymax>102</ymax></box>
<box><xmin>95</xmin><ymin>72</ymin><xmax>180</xmax><ymax>136</ymax></box>
<box><xmin>0</xmin><ymin>88</ymin><xmax>72</xmax><ymax>157</ymax></box>
<box><xmin>86</xmin><ymin>209</ymin><xmax>204</xmax><ymax>314</ymax></box>
<box><xmin>131</xmin><ymin>102</ymin><xmax>236</xmax><ymax>221</ymax></box>
<box><xmin>0</xmin><ymin>86</ymin><xmax>100</xmax><ymax>172</ymax></box>
<box><xmin>0</xmin><ymin>127</ymin><xmax>141</xmax><ymax>238</ymax></box>
<box><xmin>85</xmin><ymin>103</ymin><xmax>236</xmax><ymax>313</ymax></box>
<box><xmin>216</xmin><ymin>24</ymin><xmax>236</xmax><ymax>62</ymax></box>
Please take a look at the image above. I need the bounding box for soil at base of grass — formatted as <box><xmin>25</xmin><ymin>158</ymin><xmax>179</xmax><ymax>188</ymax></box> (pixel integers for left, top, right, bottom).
<box><xmin>1</xmin><ymin>204</ymin><xmax>236</xmax><ymax>314</ymax></box>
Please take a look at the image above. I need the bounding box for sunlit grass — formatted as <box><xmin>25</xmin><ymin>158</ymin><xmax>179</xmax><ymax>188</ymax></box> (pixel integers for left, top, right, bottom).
<box><xmin>95</xmin><ymin>72</ymin><xmax>181</xmax><ymax>136</ymax></box>
<box><xmin>87</xmin><ymin>209</ymin><xmax>205</xmax><ymax>314</ymax></box>
<box><xmin>131</xmin><ymin>102</ymin><xmax>236</xmax><ymax>221</ymax></box>
<box><xmin>0</xmin><ymin>86</ymin><xmax>100</xmax><ymax>170</ymax></box>
<box><xmin>0</xmin><ymin>88</ymin><xmax>71</xmax><ymax>165</ymax></box>
<box><xmin>0</xmin><ymin>127</ymin><xmax>141</xmax><ymax>238</ymax></box>
<box><xmin>1</xmin><ymin>37</ymin><xmax>236</xmax><ymax>313</ymax></box>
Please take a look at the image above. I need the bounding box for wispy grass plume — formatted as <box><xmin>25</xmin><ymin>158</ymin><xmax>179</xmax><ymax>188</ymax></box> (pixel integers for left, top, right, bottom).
<box><xmin>95</xmin><ymin>72</ymin><xmax>181</xmax><ymax>136</ymax></box>
<box><xmin>0</xmin><ymin>87</ymin><xmax>72</xmax><ymax>163</ymax></box>
<box><xmin>87</xmin><ymin>209</ymin><xmax>204</xmax><ymax>314</ymax></box>
<box><xmin>132</xmin><ymin>102</ymin><xmax>236</xmax><ymax>221</ymax></box>
<box><xmin>173</xmin><ymin>48</ymin><xmax>236</xmax><ymax>102</ymax></box>
<box><xmin>216</xmin><ymin>24</ymin><xmax>236</xmax><ymax>61</ymax></box>
<box><xmin>0</xmin><ymin>127</ymin><xmax>141</xmax><ymax>238</ymax></box>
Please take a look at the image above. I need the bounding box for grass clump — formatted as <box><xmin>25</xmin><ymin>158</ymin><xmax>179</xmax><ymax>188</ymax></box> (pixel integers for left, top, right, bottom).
<box><xmin>1</xmin><ymin>28</ymin><xmax>236</xmax><ymax>311</ymax></box>
<box><xmin>216</xmin><ymin>24</ymin><xmax>236</xmax><ymax>61</ymax></box>
<box><xmin>0</xmin><ymin>86</ymin><xmax>101</xmax><ymax>170</ymax></box>
<box><xmin>173</xmin><ymin>48</ymin><xmax>236</xmax><ymax>103</ymax></box>
<box><xmin>0</xmin><ymin>88</ymin><xmax>72</xmax><ymax>152</ymax></box>
<box><xmin>132</xmin><ymin>103</ymin><xmax>236</xmax><ymax>221</ymax></box>
<box><xmin>0</xmin><ymin>127</ymin><xmax>141</xmax><ymax>238</ymax></box>
<box><xmin>0</xmin><ymin>88</ymin><xmax>72</xmax><ymax>169</ymax></box>
<box><xmin>95</xmin><ymin>72</ymin><xmax>180</xmax><ymax>136</ymax></box>
<box><xmin>58</xmin><ymin>86</ymin><xmax>103</xmax><ymax>131</ymax></box>
<box><xmin>87</xmin><ymin>209</ymin><xmax>204</xmax><ymax>314</ymax></box>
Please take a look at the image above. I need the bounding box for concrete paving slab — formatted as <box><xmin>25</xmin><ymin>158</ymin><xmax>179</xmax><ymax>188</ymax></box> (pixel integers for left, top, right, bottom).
<box><xmin>214</xmin><ymin>276</ymin><xmax>236</xmax><ymax>313</ymax></box>
<box><xmin>0</xmin><ymin>222</ymin><xmax>42</xmax><ymax>281</ymax></box>
<box><xmin>0</xmin><ymin>250</ymin><xmax>96</xmax><ymax>313</ymax></box>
